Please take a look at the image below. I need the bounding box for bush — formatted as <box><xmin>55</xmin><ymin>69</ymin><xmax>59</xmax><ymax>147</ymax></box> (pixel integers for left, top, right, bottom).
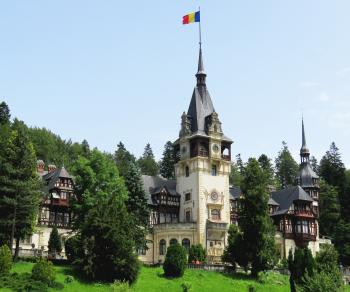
<box><xmin>0</xmin><ymin>245</ymin><xmax>12</xmax><ymax>276</ymax></box>
<box><xmin>163</xmin><ymin>243</ymin><xmax>187</xmax><ymax>277</ymax></box>
<box><xmin>31</xmin><ymin>258</ymin><xmax>56</xmax><ymax>286</ymax></box>
<box><xmin>181</xmin><ymin>282</ymin><xmax>192</xmax><ymax>291</ymax></box>
<box><xmin>64</xmin><ymin>275</ymin><xmax>74</xmax><ymax>284</ymax></box>
<box><xmin>64</xmin><ymin>235</ymin><xmax>80</xmax><ymax>263</ymax></box>
<box><xmin>301</xmin><ymin>270</ymin><xmax>343</xmax><ymax>292</ymax></box>
<box><xmin>0</xmin><ymin>272</ymin><xmax>48</xmax><ymax>291</ymax></box>
<box><xmin>48</xmin><ymin>226</ymin><xmax>62</xmax><ymax>255</ymax></box>
<box><xmin>188</xmin><ymin>244</ymin><xmax>206</xmax><ymax>263</ymax></box>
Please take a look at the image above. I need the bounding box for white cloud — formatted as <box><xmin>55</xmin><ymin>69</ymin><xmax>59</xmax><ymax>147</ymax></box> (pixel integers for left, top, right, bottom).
<box><xmin>299</xmin><ymin>81</ymin><xmax>320</xmax><ymax>87</ymax></box>
<box><xmin>336</xmin><ymin>66</ymin><xmax>350</xmax><ymax>77</ymax></box>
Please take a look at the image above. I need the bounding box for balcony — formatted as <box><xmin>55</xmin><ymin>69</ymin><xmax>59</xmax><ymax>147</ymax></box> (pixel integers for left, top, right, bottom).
<box><xmin>294</xmin><ymin>210</ymin><xmax>314</xmax><ymax>218</ymax></box>
<box><xmin>207</xmin><ymin>220</ymin><xmax>228</xmax><ymax>231</ymax></box>
<box><xmin>51</xmin><ymin>199</ymin><xmax>69</xmax><ymax>207</ymax></box>
<box><xmin>221</xmin><ymin>154</ymin><xmax>231</xmax><ymax>161</ymax></box>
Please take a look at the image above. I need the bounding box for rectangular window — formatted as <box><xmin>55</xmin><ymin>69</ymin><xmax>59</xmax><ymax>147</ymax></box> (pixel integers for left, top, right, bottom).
<box><xmin>211</xmin><ymin>165</ymin><xmax>217</xmax><ymax>176</ymax></box>
<box><xmin>185</xmin><ymin>193</ymin><xmax>191</xmax><ymax>201</ymax></box>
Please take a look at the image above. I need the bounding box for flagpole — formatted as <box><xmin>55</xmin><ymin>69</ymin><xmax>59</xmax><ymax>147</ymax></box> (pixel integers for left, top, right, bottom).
<box><xmin>198</xmin><ymin>6</ymin><xmax>202</xmax><ymax>48</ymax></box>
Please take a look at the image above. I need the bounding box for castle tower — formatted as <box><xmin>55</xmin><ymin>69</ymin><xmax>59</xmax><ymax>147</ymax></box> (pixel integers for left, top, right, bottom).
<box><xmin>174</xmin><ymin>46</ymin><xmax>233</xmax><ymax>262</ymax></box>
<box><xmin>297</xmin><ymin>118</ymin><xmax>320</xmax><ymax>215</ymax></box>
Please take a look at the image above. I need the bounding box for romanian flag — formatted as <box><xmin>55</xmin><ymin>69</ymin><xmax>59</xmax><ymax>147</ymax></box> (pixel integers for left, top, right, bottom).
<box><xmin>182</xmin><ymin>11</ymin><xmax>200</xmax><ymax>25</ymax></box>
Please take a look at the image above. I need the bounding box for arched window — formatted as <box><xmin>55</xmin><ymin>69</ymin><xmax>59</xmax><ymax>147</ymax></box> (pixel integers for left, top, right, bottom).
<box><xmin>159</xmin><ymin>239</ymin><xmax>166</xmax><ymax>255</ymax></box>
<box><xmin>170</xmin><ymin>238</ymin><xmax>178</xmax><ymax>246</ymax></box>
<box><xmin>211</xmin><ymin>209</ymin><xmax>220</xmax><ymax>220</ymax></box>
<box><xmin>182</xmin><ymin>238</ymin><xmax>190</xmax><ymax>252</ymax></box>
<box><xmin>185</xmin><ymin>166</ymin><xmax>189</xmax><ymax>177</ymax></box>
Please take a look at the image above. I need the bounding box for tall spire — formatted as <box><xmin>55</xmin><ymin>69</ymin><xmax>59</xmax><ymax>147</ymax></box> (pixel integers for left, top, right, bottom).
<box><xmin>300</xmin><ymin>117</ymin><xmax>310</xmax><ymax>162</ymax></box>
<box><xmin>196</xmin><ymin>46</ymin><xmax>206</xmax><ymax>87</ymax></box>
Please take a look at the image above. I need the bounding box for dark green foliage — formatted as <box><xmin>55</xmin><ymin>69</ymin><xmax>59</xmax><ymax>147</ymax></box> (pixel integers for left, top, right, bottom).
<box><xmin>334</xmin><ymin>220</ymin><xmax>350</xmax><ymax>265</ymax></box>
<box><xmin>222</xmin><ymin>225</ymin><xmax>248</xmax><ymax>270</ymax></box>
<box><xmin>0</xmin><ymin>102</ymin><xmax>10</xmax><ymax>125</ymax></box>
<box><xmin>0</xmin><ymin>245</ymin><xmax>12</xmax><ymax>276</ymax></box>
<box><xmin>163</xmin><ymin>243</ymin><xmax>187</xmax><ymax>277</ymax></box>
<box><xmin>123</xmin><ymin>161</ymin><xmax>150</xmax><ymax>249</ymax></box>
<box><xmin>31</xmin><ymin>258</ymin><xmax>56</xmax><ymax>286</ymax></box>
<box><xmin>159</xmin><ymin>141</ymin><xmax>175</xmax><ymax>179</ymax></box>
<box><xmin>302</xmin><ymin>245</ymin><xmax>343</xmax><ymax>292</ymax></box>
<box><xmin>188</xmin><ymin>244</ymin><xmax>206</xmax><ymax>263</ymax></box>
<box><xmin>319</xmin><ymin>180</ymin><xmax>341</xmax><ymax>236</ymax></box>
<box><xmin>275</xmin><ymin>141</ymin><xmax>298</xmax><ymax>189</ymax></box>
<box><xmin>229</xmin><ymin>162</ymin><xmax>242</xmax><ymax>186</ymax></box>
<box><xmin>309</xmin><ymin>156</ymin><xmax>319</xmax><ymax>175</ymax></box>
<box><xmin>235</xmin><ymin>153</ymin><xmax>244</xmax><ymax>174</ymax></box>
<box><xmin>288</xmin><ymin>247</ymin><xmax>315</xmax><ymax>290</ymax></box>
<box><xmin>0</xmin><ymin>272</ymin><xmax>49</xmax><ymax>291</ymax></box>
<box><xmin>320</xmin><ymin>142</ymin><xmax>346</xmax><ymax>192</ymax></box>
<box><xmin>137</xmin><ymin>143</ymin><xmax>159</xmax><ymax>176</ymax></box>
<box><xmin>114</xmin><ymin>141</ymin><xmax>136</xmax><ymax>178</ymax></box>
<box><xmin>0</xmin><ymin>119</ymin><xmax>41</xmax><ymax>256</ymax></box>
<box><xmin>239</xmin><ymin>158</ymin><xmax>277</xmax><ymax>277</ymax></box>
<box><xmin>71</xmin><ymin>150</ymin><xmax>140</xmax><ymax>283</ymax></box>
<box><xmin>64</xmin><ymin>236</ymin><xmax>81</xmax><ymax>263</ymax></box>
<box><xmin>258</xmin><ymin>154</ymin><xmax>275</xmax><ymax>186</ymax></box>
<box><xmin>48</xmin><ymin>226</ymin><xmax>62</xmax><ymax>255</ymax></box>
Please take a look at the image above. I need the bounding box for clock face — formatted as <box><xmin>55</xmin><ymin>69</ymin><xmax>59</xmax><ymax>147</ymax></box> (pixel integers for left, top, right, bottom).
<box><xmin>211</xmin><ymin>192</ymin><xmax>219</xmax><ymax>201</ymax></box>
<box><xmin>212</xmin><ymin>144</ymin><xmax>220</xmax><ymax>153</ymax></box>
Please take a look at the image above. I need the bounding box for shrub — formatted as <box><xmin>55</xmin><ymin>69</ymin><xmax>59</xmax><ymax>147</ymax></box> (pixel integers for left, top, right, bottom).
<box><xmin>163</xmin><ymin>243</ymin><xmax>187</xmax><ymax>277</ymax></box>
<box><xmin>188</xmin><ymin>244</ymin><xmax>206</xmax><ymax>263</ymax></box>
<box><xmin>64</xmin><ymin>275</ymin><xmax>74</xmax><ymax>284</ymax></box>
<box><xmin>64</xmin><ymin>235</ymin><xmax>80</xmax><ymax>263</ymax></box>
<box><xmin>0</xmin><ymin>245</ymin><xmax>12</xmax><ymax>276</ymax></box>
<box><xmin>48</xmin><ymin>226</ymin><xmax>62</xmax><ymax>255</ymax></box>
<box><xmin>31</xmin><ymin>258</ymin><xmax>56</xmax><ymax>286</ymax></box>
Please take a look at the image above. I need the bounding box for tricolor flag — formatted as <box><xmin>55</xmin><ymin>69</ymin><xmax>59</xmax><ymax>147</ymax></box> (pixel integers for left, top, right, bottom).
<box><xmin>182</xmin><ymin>11</ymin><xmax>200</xmax><ymax>25</ymax></box>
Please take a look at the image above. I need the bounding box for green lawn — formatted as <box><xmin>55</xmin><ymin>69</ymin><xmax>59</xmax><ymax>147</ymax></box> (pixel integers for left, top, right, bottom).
<box><xmin>7</xmin><ymin>261</ymin><xmax>350</xmax><ymax>292</ymax></box>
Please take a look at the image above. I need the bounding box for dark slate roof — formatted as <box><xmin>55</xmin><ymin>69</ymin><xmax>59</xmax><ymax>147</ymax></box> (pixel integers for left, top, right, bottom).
<box><xmin>141</xmin><ymin>175</ymin><xmax>179</xmax><ymax>205</ymax></box>
<box><xmin>268</xmin><ymin>197</ymin><xmax>279</xmax><ymax>206</ymax></box>
<box><xmin>229</xmin><ymin>187</ymin><xmax>241</xmax><ymax>200</ymax></box>
<box><xmin>271</xmin><ymin>186</ymin><xmax>313</xmax><ymax>215</ymax></box>
<box><xmin>187</xmin><ymin>87</ymin><xmax>215</xmax><ymax>135</ymax></box>
<box><xmin>42</xmin><ymin>167</ymin><xmax>73</xmax><ymax>190</ymax></box>
<box><xmin>298</xmin><ymin>162</ymin><xmax>319</xmax><ymax>188</ymax></box>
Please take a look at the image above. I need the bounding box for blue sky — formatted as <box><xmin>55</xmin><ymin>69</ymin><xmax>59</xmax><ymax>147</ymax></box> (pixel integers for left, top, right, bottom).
<box><xmin>1</xmin><ymin>1</ymin><xmax>349</xmax><ymax>167</ymax></box>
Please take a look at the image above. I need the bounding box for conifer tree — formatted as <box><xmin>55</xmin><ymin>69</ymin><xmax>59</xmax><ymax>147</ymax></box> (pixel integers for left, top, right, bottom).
<box><xmin>239</xmin><ymin>158</ymin><xmax>277</xmax><ymax>277</ymax></box>
<box><xmin>258</xmin><ymin>154</ymin><xmax>275</xmax><ymax>186</ymax></box>
<box><xmin>275</xmin><ymin>141</ymin><xmax>298</xmax><ymax>189</ymax></box>
<box><xmin>310</xmin><ymin>156</ymin><xmax>319</xmax><ymax>175</ymax></box>
<box><xmin>114</xmin><ymin>141</ymin><xmax>136</xmax><ymax>178</ymax></box>
<box><xmin>236</xmin><ymin>153</ymin><xmax>244</xmax><ymax>174</ymax></box>
<box><xmin>159</xmin><ymin>141</ymin><xmax>175</xmax><ymax>179</ymax></box>
<box><xmin>48</xmin><ymin>226</ymin><xmax>62</xmax><ymax>255</ymax></box>
<box><xmin>229</xmin><ymin>162</ymin><xmax>242</xmax><ymax>186</ymax></box>
<box><xmin>0</xmin><ymin>102</ymin><xmax>11</xmax><ymax>125</ymax></box>
<box><xmin>319</xmin><ymin>180</ymin><xmax>341</xmax><ymax>237</ymax></box>
<box><xmin>0</xmin><ymin>119</ymin><xmax>40</xmax><ymax>256</ymax></box>
<box><xmin>123</xmin><ymin>162</ymin><xmax>150</xmax><ymax>249</ymax></box>
<box><xmin>137</xmin><ymin>143</ymin><xmax>159</xmax><ymax>176</ymax></box>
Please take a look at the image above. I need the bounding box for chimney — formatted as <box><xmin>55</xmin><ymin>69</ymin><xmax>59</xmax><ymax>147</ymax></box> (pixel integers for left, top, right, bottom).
<box><xmin>48</xmin><ymin>164</ymin><xmax>57</xmax><ymax>173</ymax></box>
<box><xmin>37</xmin><ymin>160</ymin><xmax>45</xmax><ymax>173</ymax></box>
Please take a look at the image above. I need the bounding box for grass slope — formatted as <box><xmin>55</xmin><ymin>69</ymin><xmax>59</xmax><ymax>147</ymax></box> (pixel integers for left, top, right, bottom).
<box><xmin>9</xmin><ymin>261</ymin><xmax>350</xmax><ymax>292</ymax></box>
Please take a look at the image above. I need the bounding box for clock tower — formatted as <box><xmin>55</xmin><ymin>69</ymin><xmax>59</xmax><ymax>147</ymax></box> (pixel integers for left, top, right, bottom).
<box><xmin>174</xmin><ymin>46</ymin><xmax>233</xmax><ymax>262</ymax></box>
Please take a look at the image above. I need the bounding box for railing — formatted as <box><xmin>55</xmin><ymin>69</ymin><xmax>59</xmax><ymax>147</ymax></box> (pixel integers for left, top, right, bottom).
<box><xmin>51</xmin><ymin>199</ymin><xmax>69</xmax><ymax>207</ymax></box>
<box><xmin>188</xmin><ymin>263</ymin><xmax>226</xmax><ymax>271</ymax></box>
<box><xmin>221</xmin><ymin>154</ymin><xmax>231</xmax><ymax>161</ymax></box>
<box><xmin>198</xmin><ymin>150</ymin><xmax>209</xmax><ymax>157</ymax></box>
<box><xmin>294</xmin><ymin>210</ymin><xmax>314</xmax><ymax>217</ymax></box>
<box><xmin>207</xmin><ymin>220</ymin><xmax>228</xmax><ymax>230</ymax></box>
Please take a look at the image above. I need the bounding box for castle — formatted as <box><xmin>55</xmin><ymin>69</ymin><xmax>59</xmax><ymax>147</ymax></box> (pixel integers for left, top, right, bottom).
<box><xmin>17</xmin><ymin>46</ymin><xmax>329</xmax><ymax>262</ymax></box>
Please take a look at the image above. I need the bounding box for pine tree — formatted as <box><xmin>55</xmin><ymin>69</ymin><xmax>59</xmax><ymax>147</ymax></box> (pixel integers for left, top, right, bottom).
<box><xmin>48</xmin><ymin>226</ymin><xmax>62</xmax><ymax>255</ymax></box>
<box><xmin>123</xmin><ymin>162</ymin><xmax>150</xmax><ymax>249</ymax></box>
<box><xmin>0</xmin><ymin>119</ymin><xmax>40</xmax><ymax>256</ymax></box>
<box><xmin>137</xmin><ymin>143</ymin><xmax>159</xmax><ymax>176</ymax></box>
<box><xmin>159</xmin><ymin>141</ymin><xmax>175</xmax><ymax>179</ymax></box>
<box><xmin>229</xmin><ymin>162</ymin><xmax>242</xmax><ymax>186</ymax></box>
<box><xmin>114</xmin><ymin>141</ymin><xmax>136</xmax><ymax>178</ymax></box>
<box><xmin>239</xmin><ymin>158</ymin><xmax>277</xmax><ymax>277</ymax></box>
<box><xmin>0</xmin><ymin>102</ymin><xmax>11</xmax><ymax>125</ymax></box>
<box><xmin>310</xmin><ymin>156</ymin><xmax>319</xmax><ymax>175</ymax></box>
<box><xmin>236</xmin><ymin>153</ymin><xmax>244</xmax><ymax>174</ymax></box>
<box><xmin>275</xmin><ymin>141</ymin><xmax>299</xmax><ymax>189</ymax></box>
<box><xmin>319</xmin><ymin>180</ymin><xmax>341</xmax><ymax>237</ymax></box>
<box><xmin>258</xmin><ymin>154</ymin><xmax>275</xmax><ymax>186</ymax></box>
